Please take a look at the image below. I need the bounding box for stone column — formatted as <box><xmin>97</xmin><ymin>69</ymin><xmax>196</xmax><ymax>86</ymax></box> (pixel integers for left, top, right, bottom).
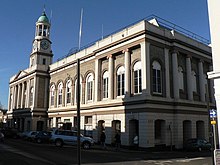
<box><xmin>108</xmin><ymin>54</ymin><xmax>114</xmax><ymax>99</ymax></box>
<box><xmin>12</xmin><ymin>86</ymin><xmax>17</xmax><ymax>109</ymax></box>
<box><xmin>165</xmin><ymin>48</ymin><xmax>170</xmax><ymax>98</ymax></box>
<box><xmin>8</xmin><ymin>87</ymin><xmax>11</xmax><ymax>111</ymax></box>
<box><xmin>26</xmin><ymin>80</ymin><xmax>30</xmax><ymax>108</ymax></box>
<box><xmin>198</xmin><ymin>60</ymin><xmax>205</xmax><ymax>102</ymax></box>
<box><xmin>172</xmin><ymin>51</ymin><xmax>179</xmax><ymax>99</ymax></box>
<box><xmin>17</xmin><ymin>84</ymin><xmax>21</xmax><ymax>108</ymax></box>
<box><xmin>33</xmin><ymin>77</ymin><xmax>38</xmax><ymax>108</ymax></box>
<box><xmin>124</xmin><ymin>49</ymin><xmax>131</xmax><ymax>97</ymax></box>
<box><xmin>186</xmin><ymin>55</ymin><xmax>193</xmax><ymax>101</ymax></box>
<box><xmin>95</xmin><ymin>59</ymin><xmax>101</xmax><ymax>102</ymax></box>
<box><xmin>21</xmin><ymin>83</ymin><xmax>25</xmax><ymax>108</ymax></box>
<box><xmin>140</xmin><ymin>41</ymin><xmax>150</xmax><ymax>95</ymax></box>
<box><xmin>44</xmin><ymin>78</ymin><xmax>49</xmax><ymax>108</ymax></box>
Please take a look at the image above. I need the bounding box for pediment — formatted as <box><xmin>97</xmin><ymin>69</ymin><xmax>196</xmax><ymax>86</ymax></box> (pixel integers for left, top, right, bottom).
<box><xmin>13</xmin><ymin>70</ymin><xmax>28</xmax><ymax>80</ymax></box>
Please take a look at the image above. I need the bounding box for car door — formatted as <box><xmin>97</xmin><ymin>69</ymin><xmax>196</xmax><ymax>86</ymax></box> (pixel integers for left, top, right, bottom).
<box><xmin>63</xmin><ymin>131</ymin><xmax>74</xmax><ymax>145</ymax></box>
<box><xmin>72</xmin><ymin>132</ymin><xmax>77</xmax><ymax>145</ymax></box>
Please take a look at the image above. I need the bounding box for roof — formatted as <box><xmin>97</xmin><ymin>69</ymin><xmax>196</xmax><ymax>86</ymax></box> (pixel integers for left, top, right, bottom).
<box><xmin>37</xmin><ymin>11</ymin><xmax>49</xmax><ymax>23</ymax></box>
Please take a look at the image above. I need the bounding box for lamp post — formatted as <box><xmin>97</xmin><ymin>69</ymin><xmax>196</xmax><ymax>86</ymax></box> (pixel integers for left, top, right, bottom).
<box><xmin>77</xmin><ymin>59</ymin><xmax>81</xmax><ymax>165</ymax></box>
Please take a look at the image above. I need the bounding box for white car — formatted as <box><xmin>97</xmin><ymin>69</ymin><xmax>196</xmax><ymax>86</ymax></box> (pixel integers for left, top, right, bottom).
<box><xmin>50</xmin><ymin>129</ymin><xmax>94</xmax><ymax>149</ymax></box>
<box><xmin>22</xmin><ymin>131</ymin><xmax>39</xmax><ymax>141</ymax></box>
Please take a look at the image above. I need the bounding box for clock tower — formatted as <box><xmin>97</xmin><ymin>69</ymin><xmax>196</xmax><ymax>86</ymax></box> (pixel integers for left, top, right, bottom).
<box><xmin>30</xmin><ymin>11</ymin><xmax>53</xmax><ymax>67</ymax></box>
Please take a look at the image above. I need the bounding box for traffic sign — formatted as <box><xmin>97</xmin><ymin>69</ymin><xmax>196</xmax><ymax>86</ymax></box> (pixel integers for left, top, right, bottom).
<box><xmin>210</xmin><ymin>109</ymin><xmax>217</xmax><ymax>118</ymax></box>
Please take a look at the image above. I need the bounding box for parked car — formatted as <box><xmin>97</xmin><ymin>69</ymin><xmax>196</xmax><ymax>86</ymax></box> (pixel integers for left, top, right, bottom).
<box><xmin>34</xmin><ymin>131</ymin><xmax>52</xmax><ymax>143</ymax></box>
<box><xmin>50</xmin><ymin>129</ymin><xmax>94</xmax><ymax>149</ymax></box>
<box><xmin>0</xmin><ymin>128</ymin><xmax>18</xmax><ymax>138</ymax></box>
<box><xmin>22</xmin><ymin>131</ymin><xmax>39</xmax><ymax>141</ymax></box>
<box><xmin>184</xmin><ymin>138</ymin><xmax>212</xmax><ymax>151</ymax></box>
<box><xmin>0</xmin><ymin>131</ymin><xmax>4</xmax><ymax>142</ymax></box>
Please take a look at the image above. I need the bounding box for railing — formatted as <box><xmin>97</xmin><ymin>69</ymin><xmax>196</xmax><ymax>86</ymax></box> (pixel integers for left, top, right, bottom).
<box><xmin>57</xmin><ymin>15</ymin><xmax>210</xmax><ymax>62</ymax></box>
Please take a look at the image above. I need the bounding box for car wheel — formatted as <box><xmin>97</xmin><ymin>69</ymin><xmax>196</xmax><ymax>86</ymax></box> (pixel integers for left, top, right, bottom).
<box><xmin>55</xmin><ymin>139</ymin><xmax>63</xmax><ymax>147</ymax></box>
<box><xmin>82</xmin><ymin>142</ymin><xmax>91</xmax><ymax>149</ymax></box>
<box><xmin>37</xmin><ymin>138</ymin><xmax>42</xmax><ymax>143</ymax></box>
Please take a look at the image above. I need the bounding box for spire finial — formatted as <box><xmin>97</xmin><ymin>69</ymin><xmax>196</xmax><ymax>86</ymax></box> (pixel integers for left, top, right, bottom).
<box><xmin>43</xmin><ymin>4</ymin><xmax>46</xmax><ymax>12</ymax></box>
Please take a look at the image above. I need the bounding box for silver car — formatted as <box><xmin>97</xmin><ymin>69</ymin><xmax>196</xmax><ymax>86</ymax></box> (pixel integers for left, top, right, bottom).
<box><xmin>51</xmin><ymin>129</ymin><xmax>94</xmax><ymax>149</ymax></box>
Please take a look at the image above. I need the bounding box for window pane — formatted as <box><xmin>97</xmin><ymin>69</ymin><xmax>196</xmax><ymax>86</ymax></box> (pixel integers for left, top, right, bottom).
<box><xmin>122</xmin><ymin>74</ymin><xmax>125</xmax><ymax>95</ymax></box>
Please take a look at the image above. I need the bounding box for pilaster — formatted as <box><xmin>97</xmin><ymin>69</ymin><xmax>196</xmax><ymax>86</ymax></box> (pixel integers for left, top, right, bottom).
<box><xmin>108</xmin><ymin>54</ymin><xmax>114</xmax><ymax>99</ymax></box>
<box><xmin>198</xmin><ymin>60</ymin><xmax>205</xmax><ymax>102</ymax></box>
<box><xmin>123</xmin><ymin>49</ymin><xmax>131</xmax><ymax>97</ymax></box>
<box><xmin>186</xmin><ymin>55</ymin><xmax>193</xmax><ymax>101</ymax></box>
<box><xmin>172</xmin><ymin>50</ymin><xmax>179</xmax><ymax>99</ymax></box>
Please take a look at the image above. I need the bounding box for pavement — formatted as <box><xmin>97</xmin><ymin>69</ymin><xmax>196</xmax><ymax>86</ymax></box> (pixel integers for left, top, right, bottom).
<box><xmin>92</xmin><ymin>143</ymin><xmax>212</xmax><ymax>159</ymax></box>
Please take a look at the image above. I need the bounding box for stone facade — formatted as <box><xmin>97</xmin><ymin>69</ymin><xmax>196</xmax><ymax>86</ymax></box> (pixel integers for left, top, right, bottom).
<box><xmin>7</xmin><ymin>12</ymin><xmax>215</xmax><ymax>149</ymax></box>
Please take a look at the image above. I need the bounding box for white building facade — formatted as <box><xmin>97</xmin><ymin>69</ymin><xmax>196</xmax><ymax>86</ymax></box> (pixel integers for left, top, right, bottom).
<box><xmin>8</xmin><ymin>12</ymin><xmax>215</xmax><ymax>149</ymax></box>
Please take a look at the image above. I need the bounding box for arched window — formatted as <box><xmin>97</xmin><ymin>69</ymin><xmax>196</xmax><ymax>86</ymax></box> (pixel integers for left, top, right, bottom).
<box><xmin>29</xmin><ymin>87</ymin><xmax>34</xmax><ymax>106</ymax></box>
<box><xmin>50</xmin><ymin>85</ymin><xmax>55</xmax><ymax>106</ymax></box>
<box><xmin>192</xmin><ymin>70</ymin><xmax>197</xmax><ymax>92</ymax></box>
<box><xmin>103</xmin><ymin>71</ymin><xmax>108</xmax><ymax>99</ymax></box>
<box><xmin>117</xmin><ymin>66</ymin><xmax>125</xmax><ymax>96</ymax></box>
<box><xmin>74</xmin><ymin>78</ymin><xmax>82</xmax><ymax>104</ymax></box>
<box><xmin>86</xmin><ymin>74</ymin><xmax>94</xmax><ymax>101</ymax></box>
<box><xmin>152</xmin><ymin>61</ymin><xmax>162</xmax><ymax>94</ymax></box>
<box><xmin>133</xmin><ymin>61</ymin><xmax>142</xmax><ymax>94</ymax></box>
<box><xmin>178</xmin><ymin>66</ymin><xmax>184</xmax><ymax>90</ymax></box>
<box><xmin>58</xmin><ymin>83</ymin><xmax>63</xmax><ymax>105</ymax></box>
<box><xmin>66</xmin><ymin>80</ymin><xmax>71</xmax><ymax>104</ymax></box>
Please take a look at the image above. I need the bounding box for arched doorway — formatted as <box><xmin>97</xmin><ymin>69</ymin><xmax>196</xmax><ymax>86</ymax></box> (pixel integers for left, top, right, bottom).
<box><xmin>97</xmin><ymin>120</ymin><xmax>105</xmax><ymax>143</ymax></box>
<box><xmin>196</xmin><ymin>120</ymin><xmax>205</xmax><ymax>139</ymax></box>
<box><xmin>112</xmin><ymin>120</ymin><xmax>121</xmax><ymax>144</ymax></box>
<box><xmin>183</xmin><ymin>120</ymin><xmax>192</xmax><ymax>142</ymax></box>
<box><xmin>129</xmin><ymin>119</ymin><xmax>139</xmax><ymax>146</ymax></box>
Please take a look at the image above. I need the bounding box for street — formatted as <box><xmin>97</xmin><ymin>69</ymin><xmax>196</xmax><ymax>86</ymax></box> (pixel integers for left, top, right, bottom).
<box><xmin>0</xmin><ymin>138</ymin><xmax>212</xmax><ymax>165</ymax></box>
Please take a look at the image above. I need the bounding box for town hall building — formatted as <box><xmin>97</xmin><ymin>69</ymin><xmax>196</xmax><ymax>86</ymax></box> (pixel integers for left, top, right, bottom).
<box><xmin>7</xmin><ymin>11</ymin><xmax>215</xmax><ymax>149</ymax></box>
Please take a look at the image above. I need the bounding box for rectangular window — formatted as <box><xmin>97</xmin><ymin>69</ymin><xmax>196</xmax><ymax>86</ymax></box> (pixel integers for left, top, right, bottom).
<box><xmin>39</xmin><ymin>25</ymin><xmax>42</xmax><ymax>36</ymax></box>
<box><xmin>134</xmin><ymin>70</ymin><xmax>138</xmax><ymax>93</ymax></box>
<box><xmin>103</xmin><ymin>78</ymin><xmax>108</xmax><ymax>98</ymax></box>
<box><xmin>139</xmin><ymin>70</ymin><xmax>142</xmax><ymax>92</ymax></box>
<box><xmin>67</xmin><ymin>93</ymin><xmax>71</xmax><ymax>104</ymax></box>
<box><xmin>117</xmin><ymin>75</ymin><xmax>121</xmax><ymax>96</ymax></box>
<box><xmin>87</xmin><ymin>82</ymin><xmax>93</xmax><ymax>101</ymax></box>
<box><xmin>51</xmin><ymin>95</ymin><xmax>54</xmax><ymax>106</ymax></box>
<box><xmin>85</xmin><ymin>116</ymin><xmax>92</xmax><ymax>124</ymax></box>
<box><xmin>43</xmin><ymin>58</ymin><xmax>46</xmax><ymax>65</ymax></box>
<box><xmin>58</xmin><ymin>95</ymin><xmax>62</xmax><ymax>105</ymax></box>
<box><xmin>122</xmin><ymin>74</ymin><xmax>125</xmax><ymax>95</ymax></box>
<box><xmin>153</xmin><ymin>69</ymin><xmax>161</xmax><ymax>93</ymax></box>
<box><xmin>117</xmin><ymin>74</ymin><xmax>125</xmax><ymax>96</ymax></box>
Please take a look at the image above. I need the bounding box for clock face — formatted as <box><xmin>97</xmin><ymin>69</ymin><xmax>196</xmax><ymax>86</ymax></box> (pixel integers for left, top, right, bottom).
<box><xmin>40</xmin><ymin>40</ymin><xmax>49</xmax><ymax>50</ymax></box>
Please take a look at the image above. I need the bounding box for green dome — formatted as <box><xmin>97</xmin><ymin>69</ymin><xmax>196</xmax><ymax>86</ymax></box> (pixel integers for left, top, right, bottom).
<box><xmin>37</xmin><ymin>12</ymin><xmax>49</xmax><ymax>23</ymax></box>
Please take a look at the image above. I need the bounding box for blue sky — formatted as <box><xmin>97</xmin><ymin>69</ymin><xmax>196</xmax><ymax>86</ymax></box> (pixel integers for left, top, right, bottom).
<box><xmin>0</xmin><ymin>0</ymin><xmax>210</xmax><ymax>108</ymax></box>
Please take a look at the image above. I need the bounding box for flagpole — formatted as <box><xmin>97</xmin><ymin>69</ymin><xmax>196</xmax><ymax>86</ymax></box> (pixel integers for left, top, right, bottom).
<box><xmin>77</xmin><ymin>8</ymin><xmax>83</xmax><ymax>165</ymax></box>
<box><xmin>78</xmin><ymin>8</ymin><xmax>83</xmax><ymax>50</ymax></box>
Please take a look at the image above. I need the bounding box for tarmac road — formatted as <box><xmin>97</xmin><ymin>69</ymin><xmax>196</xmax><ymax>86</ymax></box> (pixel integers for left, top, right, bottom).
<box><xmin>0</xmin><ymin>138</ymin><xmax>213</xmax><ymax>165</ymax></box>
